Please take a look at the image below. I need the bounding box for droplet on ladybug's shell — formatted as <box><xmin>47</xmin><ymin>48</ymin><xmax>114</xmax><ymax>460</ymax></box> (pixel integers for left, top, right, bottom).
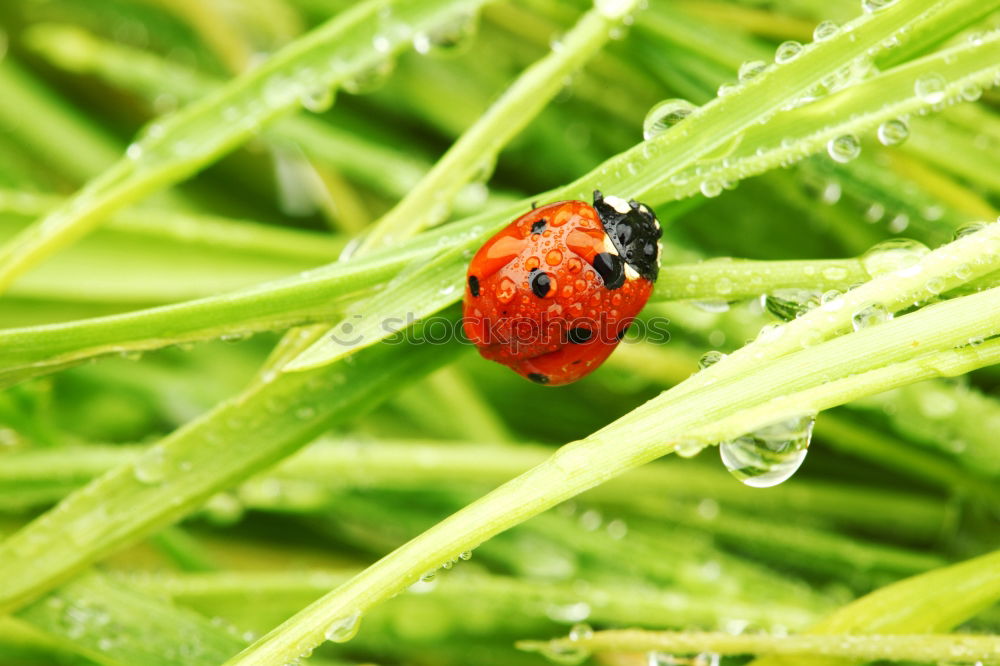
<box><xmin>496</xmin><ymin>276</ymin><xmax>516</xmax><ymax>303</ymax></box>
<box><xmin>567</xmin><ymin>257</ymin><xmax>582</xmax><ymax>273</ymax></box>
<box><xmin>552</xmin><ymin>208</ymin><xmax>572</xmax><ymax>226</ymax></box>
<box><xmin>546</xmin><ymin>249</ymin><xmax>563</xmax><ymax>265</ymax></box>
<box><xmin>525</xmin><ymin>256</ymin><xmax>540</xmax><ymax>271</ymax></box>
<box><xmin>575</xmin><ymin>279</ymin><xmax>587</xmax><ymax>292</ymax></box>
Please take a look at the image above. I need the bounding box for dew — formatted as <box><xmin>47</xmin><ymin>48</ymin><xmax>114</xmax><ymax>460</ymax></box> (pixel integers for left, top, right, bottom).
<box><xmin>342</xmin><ymin>60</ymin><xmax>394</xmax><ymax>95</ymax></box>
<box><xmin>826</xmin><ymin>134</ymin><xmax>860</xmax><ymax>163</ymax></box>
<box><xmin>692</xmin><ymin>300</ymin><xmax>730</xmax><ymax>313</ymax></box>
<box><xmin>738</xmin><ymin>60</ymin><xmax>767</xmax><ymax>82</ymax></box>
<box><xmin>716</xmin><ymin>82</ymin><xmax>739</xmax><ymax>97</ymax></box>
<box><xmin>954</xmin><ymin>222</ymin><xmax>987</xmax><ymax>240</ymax></box>
<box><xmin>413</xmin><ymin>11</ymin><xmax>477</xmax><ymax>56</ymax></box>
<box><xmin>959</xmin><ymin>83</ymin><xmax>982</xmax><ymax>102</ymax></box>
<box><xmin>698</xmin><ymin>350</ymin><xmax>727</xmax><ymax>369</ymax></box>
<box><xmin>606</xmin><ymin>519</ymin><xmax>628</xmax><ymax>539</ymax></box>
<box><xmin>675</xmin><ymin>438</ymin><xmax>706</xmax><ymax>458</ymax></box>
<box><xmin>925</xmin><ymin>277</ymin><xmax>945</xmax><ymax>294</ymax></box>
<box><xmin>861</xmin><ymin>238</ymin><xmax>930</xmax><ymax>278</ymax></box>
<box><xmin>539</xmin><ymin>641</ymin><xmax>590</xmax><ymax>665</ymax></box>
<box><xmin>720</xmin><ymin>414</ymin><xmax>814</xmax><ymax>487</ymax></box>
<box><xmin>643</xmin><ymin>99</ymin><xmax>697</xmax><ymax>140</ymax></box>
<box><xmin>820</xmin><ymin>181</ymin><xmax>841</xmax><ymax>205</ymax></box>
<box><xmin>301</xmin><ymin>86</ymin><xmax>336</xmax><ymax>113</ymax></box>
<box><xmin>888</xmin><ymin>213</ymin><xmax>909</xmax><ymax>233</ymax></box>
<box><xmin>774</xmin><ymin>41</ymin><xmax>803</xmax><ymax>64</ymax></box>
<box><xmin>914</xmin><ymin>73</ymin><xmax>947</xmax><ymax>104</ymax></box>
<box><xmin>699</xmin><ymin>180</ymin><xmax>723</xmax><ymax>198</ymax></box>
<box><xmin>862</xmin><ymin>0</ymin><xmax>899</xmax><ymax>12</ymax></box>
<box><xmin>458</xmin><ymin>550</ymin><xmax>472</xmax><ymax>560</ymax></box>
<box><xmin>324</xmin><ymin>610</ymin><xmax>361</xmax><ymax>643</ymax></box>
<box><xmin>764</xmin><ymin>288</ymin><xmax>820</xmax><ymax>321</ymax></box>
<box><xmin>851</xmin><ymin>303</ymin><xmax>892</xmax><ymax>330</ymax></box>
<box><xmin>133</xmin><ymin>447</ymin><xmax>168</xmax><ymax>484</ymax></box>
<box><xmin>876</xmin><ymin>118</ymin><xmax>909</xmax><ymax>146</ymax></box>
<box><xmin>813</xmin><ymin>20</ymin><xmax>839</xmax><ymax>42</ymax></box>
<box><xmin>864</xmin><ymin>203</ymin><xmax>885</xmax><ymax>223</ymax></box>
<box><xmin>568</xmin><ymin>623</ymin><xmax>594</xmax><ymax>641</ymax></box>
<box><xmin>546</xmin><ymin>601</ymin><xmax>591</xmax><ymax>623</ymax></box>
<box><xmin>819</xmin><ymin>289</ymin><xmax>844</xmax><ymax>311</ymax></box>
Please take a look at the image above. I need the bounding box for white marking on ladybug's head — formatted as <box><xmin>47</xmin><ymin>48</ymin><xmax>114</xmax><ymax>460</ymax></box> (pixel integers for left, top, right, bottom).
<box><xmin>604</xmin><ymin>195</ymin><xmax>631</xmax><ymax>214</ymax></box>
<box><xmin>603</xmin><ymin>235</ymin><xmax>619</xmax><ymax>255</ymax></box>
<box><xmin>624</xmin><ymin>263</ymin><xmax>640</xmax><ymax>280</ymax></box>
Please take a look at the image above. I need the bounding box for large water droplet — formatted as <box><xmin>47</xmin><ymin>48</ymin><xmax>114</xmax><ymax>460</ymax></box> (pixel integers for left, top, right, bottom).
<box><xmin>643</xmin><ymin>99</ymin><xmax>697</xmax><ymax>140</ymax></box>
<box><xmin>851</xmin><ymin>303</ymin><xmax>892</xmax><ymax>330</ymax></box>
<box><xmin>763</xmin><ymin>288</ymin><xmax>821</xmax><ymax>321</ymax></box>
<box><xmin>568</xmin><ymin>623</ymin><xmax>594</xmax><ymax>641</ymax></box>
<box><xmin>914</xmin><ymin>73</ymin><xmax>947</xmax><ymax>104</ymax></box>
<box><xmin>861</xmin><ymin>238</ymin><xmax>930</xmax><ymax>278</ymax></box>
<box><xmin>861</xmin><ymin>0</ymin><xmax>898</xmax><ymax>12</ymax></box>
<box><xmin>826</xmin><ymin>134</ymin><xmax>860</xmax><ymax>163</ymax></box>
<box><xmin>719</xmin><ymin>414</ymin><xmax>815</xmax><ymax>487</ymax></box>
<box><xmin>699</xmin><ymin>180</ymin><xmax>723</xmax><ymax>198</ymax></box>
<box><xmin>698</xmin><ymin>350</ymin><xmax>727</xmax><ymax>369</ymax></box>
<box><xmin>738</xmin><ymin>60</ymin><xmax>767</xmax><ymax>82</ymax></box>
<box><xmin>413</xmin><ymin>11</ymin><xmax>477</xmax><ymax>56</ymax></box>
<box><xmin>876</xmin><ymin>118</ymin><xmax>909</xmax><ymax>146</ymax></box>
<box><xmin>774</xmin><ymin>41</ymin><xmax>803</xmax><ymax>64</ymax></box>
<box><xmin>324</xmin><ymin>610</ymin><xmax>361</xmax><ymax>643</ymax></box>
<box><xmin>301</xmin><ymin>86</ymin><xmax>336</xmax><ymax>113</ymax></box>
<box><xmin>954</xmin><ymin>222</ymin><xmax>987</xmax><ymax>240</ymax></box>
<box><xmin>133</xmin><ymin>447</ymin><xmax>168</xmax><ymax>484</ymax></box>
<box><xmin>813</xmin><ymin>20</ymin><xmax>840</xmax><ymax>42</ymax></box>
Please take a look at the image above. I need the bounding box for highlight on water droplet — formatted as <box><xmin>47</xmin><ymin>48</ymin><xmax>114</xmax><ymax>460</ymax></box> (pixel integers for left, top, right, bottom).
<box><xmin>699</xmin><ymin>179</ymin><xmax>723</xmax><ymax>198</ymax></box>
<box><xmin>324</xmin><ymin>610</ymin><xmax>361</xmax><ymax>643</ymax></box>
<box><xmin>914</xmin><ymin>73</ymin><xmax>947</xmax><ymax>104</ymax></box>
<box><xmin>826</xmin><ymin>134</ymin><xmax>860</xmax><ymax>163</ymax></box>
<box><xmin>876</xmin><ymin>118</ymin><xmax>909</xmax><ymax>146</ymax></box>
<box><xmin>763</xmin><ymin>288</ymin><xmax>821</xmax><ymax>321</ymax></box>
<box><xmin>738</xmin><ymin>60</ymin><xmax>767</xmax><ymax>82</ymax></box>
<box><xmin>861</xmin><ymin>0</ymin><xmax>899</xmax><ymax>13</ymax></box>
<box><xmin>643</xmin><ymin>98</ymin><xmax>697</xmax><ymax>140</ymax></box>
<box><xmin>719</xmin><ymin>413</ymin><xmax>815</xmax><ymax>487</ymax></box>
<box><xmin>413</xmin><ymin>11</ymin><xmax>478</xmax><ymax>56</ymax></box>
<box><xmin>813</xmin><ymin>20</ymin><xmax>839</xmax><ymax>42</ymax></box>
<box><xmin>954</xmin><ymin>222</ymin><xmax>988</xmax><ymax>240</ymax></box>
<box><xmin>861</xmin><ymin>238</ymin><xmax>930</xmax><ymax>278</ymax></box>
<box><xmin>698</xmin><ymin>350</ymin><xmax>727</xmax><ymax>369</ymax></box>
<box><xmin>774</xmin><ymin>41</ymin><xmax>803</xmax><ymax>64</ymax></box>
<box><xmin>851</xmin><ymin>302</ymin><xmax>892</xmax><ymax>331</ymax></box>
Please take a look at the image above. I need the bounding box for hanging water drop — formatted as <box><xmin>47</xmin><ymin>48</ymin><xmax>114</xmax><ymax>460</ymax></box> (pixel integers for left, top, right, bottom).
<box><xmin>301</xmin><ymin>86</ymin><xmax>336</xmax><ymax>113</ymax></box>
<box><xmin>851</xmin><ymin>303</ymin><xmax>892</xmax><ymax>330</ymax></box>
<box><xmin>763</xmin><ymin>288</ymin><xmax>821</xmax><ymax>321</ymax></box>
<box><xmin>568</xmin><ymin>623</ymin><xmax>594</xmax><ymax>641</ymax></box>
<box><xmin>675</xmin><ymin>439</ymin><xmax>706</xmax><ymax>458</ymax></box>
<box><xmin>861</xmin><ymin>0</ymin><xmax>899</xmax><ymax>12</ymax></box>
<box><xmin>738</xmin><ymin>60</ymin><xmax>767</xmax><ymax>82</ymax></box>
<box><xmin>324</xmin><ymin>610</ymin><xmax>361</xmax><ymax>643</ymax></box>
<box><xmin>954</xmin><ymin>222</ymin><xmax>987</xmax><ymax>240</ymax></box>
<box><xmin>698</xmin><ymin>350</ymin><xmax>727</xmax><ymax>369</ymax></box>
<box><xmin>719</xmin><ymin>414</ymin><xmax>815</xmax><ymax>487</ymax></box>
<box><xmin>342</xmin><ymin>60</ymin><xmax>394</xmax><ymax>95</ymax></box>
<box><xmin>861</xmin><ymin>238</ymin><xmax>930</xmax><ymax>278</ymax></box>
<box><xmin>826</xmin><ymin>134</ymin><xmax>860</xmax><ymax>163</ymax></box>
<box><xmin>876</xmin><ymin>118</ymin><xmax>909</xmax><ymax>146</ymax></box>
<box><xmin>813</xmin><ymin>20</ymin><xmax>839</xmax><ymax>41</ymax></box>
<box><xmin>538</xmin><ymin>641</ymin><xmax>590</xmax><ymax>665</ymax></box>
<box><xmin>699</xmin><ymin>179</ymin><xmax>723</xmax><ymax>198</ymax></box>
<box><xmin>914</xmin><ymin>73</ymin><xmax>947</xmax><ymax>104</ymax></box>
<box><xmin>774</xmin><ymin>41</ymin><xmax>803</xmax><ymax>64</ymax></box>
<box><xmin>413</xmin><ymin>11</ymin><xmax>477</xmax><ymax>56</ymax></box>
<box><xmin>643</xmin><ymin>99</ymin><xmax>697</xmax><ymax>140</ymax></box>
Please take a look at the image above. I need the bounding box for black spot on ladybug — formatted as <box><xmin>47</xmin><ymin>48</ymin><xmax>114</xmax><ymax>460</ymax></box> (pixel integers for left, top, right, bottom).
<box><xmin>468</xmin><ymin>275</ymin><xmax>480</xmax><ymax>297</ymax></box>
<box><xmin>616</xmin><ymin>324</ymin><xmax>631</xmax><ymax>341</ymax></box>
<box><xmin>593</xmin><ymin>252</ymin><xmax>625</xmax><ymax>290</ymax></box>
<box><xmin>531</xmin><ymin>218</ymin><xmax>547</xmax><ymax>234</ymax></box>
<box><xmin>567</xmin><ymin>327</ymin><xmax>593</xmax><ymax>344</ymax></box>
<box><xmin>527</xmin><ymin>373</ymin><xmax>549</xmax><ymax>384</ymax></box>
<box><xmin>529</xmin><ymin>269</ymin><xmax>551</xmax><ymax>298</ymax></box>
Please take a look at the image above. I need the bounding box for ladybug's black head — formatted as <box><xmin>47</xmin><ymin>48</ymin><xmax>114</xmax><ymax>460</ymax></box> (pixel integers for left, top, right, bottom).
<box><xmin>592</xmin><ymin>190</ymin><xmax>661</xmax><ymax>282</ymax></box>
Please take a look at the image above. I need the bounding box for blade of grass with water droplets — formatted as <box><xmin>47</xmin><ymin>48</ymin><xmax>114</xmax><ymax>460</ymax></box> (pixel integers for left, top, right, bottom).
<box><xmin>0</xmin><ymin>0</ymin><xmax>488</xmax><ymax>293</ymax></box>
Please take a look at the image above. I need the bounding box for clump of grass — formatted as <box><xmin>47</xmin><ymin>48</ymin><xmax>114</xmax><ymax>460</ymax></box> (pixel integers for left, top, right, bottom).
<box><xmin>0</xmin><ymin>0</ymin><xmax>998</xmax><ymax>665</ymax></box>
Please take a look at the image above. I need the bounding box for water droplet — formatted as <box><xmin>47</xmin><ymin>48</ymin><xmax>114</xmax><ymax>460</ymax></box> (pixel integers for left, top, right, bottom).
<box><xmin>851</xmin><ymin>303</ymin><xmax>892</xmax><ymax>330</ymax></box>
<box><xmin>827</xmin><ymin>134</ymin><xmax>860</xmax><ymax>163</ymax></box>
<box><xmin>324</xmin><ymin>610</ymin><xmax>361</xmax><ymax>643</ymax></box>
<box><xmin>539</xmin><ymin>641</ymin><xmax>590</xmax><ymax>665</ymax></box>
<box><xmin>813</xmin><ymin>20</ymin><xmax>839</xmax><ymax>41</ymax></box>
<box><xmin>692</xmin><ymin>300</ymin><xmax>730</xmax><ymax>313</ymax></box>
<box><xmin>861</xmin><ymin>238</ymin><xmax>930</xmax><ymax>278</ymax></box>
<box><xmin>764</xmin><ymin>288</ymin><xmax>821</xmax><ymax>321</ymax></box>
<box><xmin>343</xmin><ymin>60</ymin><xmax>394</xmax><ymax>95</ymax></box>
<box><xmin>134</xmin><ymin>447</ymin><xmax>168</xmax><ymax>484</ymax></box>
<box><xmin>914</xmin><ymin>73</ymin><xmax>947</xmax><ymax>104</ymax></box>
<box><xmin>877</xmin><ymin>118</ymin><xmax>909</xmax><ymax>145</ymax></box>
<box><xmin>698</xmin><ymin>350</ymin><xmax>727</xmax><ymax>369</ymax></box>
<box><xmin>738</xmin><ymin>60</ymin><xmax>767</xmax><ymax>81</ymax></box>
<box><xmin>699</xmin><ymin>180</ymin><xmax>723</xmax><ymax>198</ymax></box>
<box><xmin>720</xmin><ymin>414</ymin><xmax>815</xmax><ymax>487</ymax></box>
<box><xmin>675</xmin><ymin>439</ymin><xmax>706</xmax><ymax>458</ymax></box>
<box><xmin>568</xmin><ymin>623</ymin><xmax>594</xmax><ymax>641</ymax></box>
<box><xmin>301</xmin><ymin>86</ymin><xmax>336</xmax><ymax>113</ymax></box>
<box><xmin>775</xmin><ymin>41</ymin><xmax>803</xmax><ymax>64</ymax></box>
<box><xmin>954</xmin><ymin>222</ymin><xmax>987</xmax><ymax>239</ymax></box>
<box><xmin>716</xmin><ymin>82</ymin><xmax>739</xmax><ymax>97</ymax></box>
<box><xmin>643</xmin><ymin>99</ymin><xmax>696</xmax><ymax>140</ymax></box>
<box><xmin>546</xmin><ymin>601</ymin><xmax>591</xmax><ymax>623</ymax></box>
<box><xmin>458</xmin><ymin>550</ymin><xmax>472</xmax><ymax>560</ymax></box>
<box><xmin>862</xmin><ymin>0</ymin><xmax>898</xmax><ymax>12</ymax></box>
<box><xmin>413</xmin><ymin>11</ymin><xmax>477</xmax><ymax>56</ymax></box>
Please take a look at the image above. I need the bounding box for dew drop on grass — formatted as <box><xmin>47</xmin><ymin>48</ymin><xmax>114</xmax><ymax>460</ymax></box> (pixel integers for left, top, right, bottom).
<box><xmin>568</xmin><ymin>623</ymin><xmax>594</xmax><ymax>641</ymax></box>
<box><xmin>738</xmin><ymin>60</ymin><xmax>766</xmax><ymax>81</ymax></box>
<box><xmin>546</xmin><ymin>601</ymin><xmax>591</xmax><ymax>623</ymax></box>
<box><xmin>851</xmin><ymin>303</ymin><xmax>892</xmax><ymax>330</ymax></box>
<box><xmin>324</xmin><ymin>610</ymin><xmax>361</xmax><ymax>643</ymax></box>
<box><xmin>861</xmin><ymin>0</ymin><xmax>898</xmax><ymax>12</ymax></box>
<box><xmin>698</xmin><ymin>350</ymin><xmax>726</xmax><ymax>369</ymax></box>
<box><xmin>133</xmin><ymin>447</ymin><xmax>168</xmax><ymax>484</ymax></box>
<box><xmin>914</xmin><ymin>73</ymin><xmax>947</xmax><ymax>104</ymax></box>
<box><xmin>643</xmin><ymin>98</ymin><xmax>696</xmax><ymax>140</ymax></box>
<box><xmin>692</xmin><ymin>300</ymin><xmax>730</xmax><ymax>313</ymax></box>
<box><xmin>954</xmin><ymin>222</ymin><xmax>988</xmax><ymax>239</ymax></box>
<box><xmin>826</xmin><ymin>134</ymin><xmax>860</xmax><ymax>163</ymax></box>
<box><xmin>877</xmin><ymin>118</ymin><xmax>909</xmax><ymax>145</ymax></box>
<box><xmin>342</xmin><ymin>59</ymin><xmax>395</xmax><ymax>94</ymax></box>
<box><xmin>813</xmin><ymin>20</ymin><xmax>839</xmax><ymax>41</ymax></box>
<box><xmin>720</xmin><ymin>414</ymin><xmax>815</xmax><ymax>487</ymax></box>
<box><xmin>763</xmin><ymin>288</ymin><xmax>820</xmax><ymax>321</ymax></box>
<box><xmin>774</xmin><ymin>41</ymin><xmax>803</xmax><ymax>64</ymax></box>
<box><xmin>699</xmin><ymin>179</ymin><xmax>723</xmax><ymax>198</ymax></box>
<box><xmin>413</xmin><ymin>11</ymin><xmax>477</xmax><ymax>56</ymax></box>
<box><xmin>861</xmin><ymin>238</ymin><xmax>930</xmax><ymax>278</ymax></box>
<box><xmin>675</xmin><ymin>438</ymin><xmax>706</xmax><ymax>458</ymax></box>
<box><xmin>539</xmin><ymin>641</ymin><xmax>590</xmax><ymax>665</ymax></box>
<box><xmin>301</xmin><ymin>86</ymin><xmax>336</xmax><ymax>113</ymax></box>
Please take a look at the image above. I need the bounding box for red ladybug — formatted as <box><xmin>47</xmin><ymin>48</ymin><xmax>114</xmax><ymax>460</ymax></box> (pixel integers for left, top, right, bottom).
<box><xmin>462</xmin><ymin>190</ymin><xmax>661</xmax><ymax>386</ymax></box>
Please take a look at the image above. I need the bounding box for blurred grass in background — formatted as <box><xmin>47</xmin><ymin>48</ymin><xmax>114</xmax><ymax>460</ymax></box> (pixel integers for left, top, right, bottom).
<box><xmin>0</xmin><ymin>0</ymin><xmax>998</xmax><ymax>664</ymax></box>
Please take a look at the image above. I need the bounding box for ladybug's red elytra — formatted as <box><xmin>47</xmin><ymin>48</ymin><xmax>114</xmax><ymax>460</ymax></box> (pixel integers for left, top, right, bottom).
<box><xmin>462</xmin><ymin>190</ymin><xmax>661</xmax><ymax>386</ymax></box>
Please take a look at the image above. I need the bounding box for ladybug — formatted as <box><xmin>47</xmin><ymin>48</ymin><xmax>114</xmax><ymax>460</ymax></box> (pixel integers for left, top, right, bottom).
<box><xmin>462</xmin><ymin>190</ymin><xmax>661</xmax><ymax>386</ymax></box>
